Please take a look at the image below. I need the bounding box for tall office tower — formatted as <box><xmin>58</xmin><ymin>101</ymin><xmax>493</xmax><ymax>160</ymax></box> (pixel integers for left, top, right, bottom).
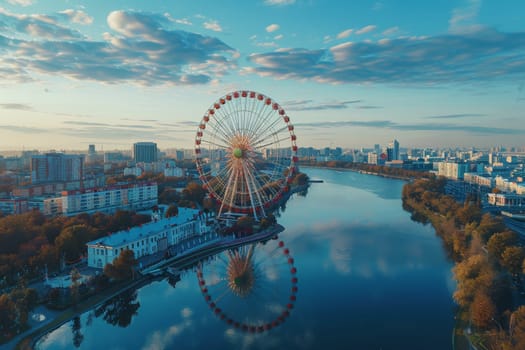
<box><xmin>388</xmin><ymin>139</ymin><xmax>400</xmax><ymax>161</ymax></box>
<box><xmin>86</xmin><ymin>144</ymin><xmax>96</xmax><ymax>163</ymax></box>
<box><xmin>133</xmin><ymin>142</ymin><xmax>158</xmax><ymax>163</ymax></box>
<box><xmin>31</xmin><ymin>153</ymin><xmax>84</xmax><ymax>183</ymax></box>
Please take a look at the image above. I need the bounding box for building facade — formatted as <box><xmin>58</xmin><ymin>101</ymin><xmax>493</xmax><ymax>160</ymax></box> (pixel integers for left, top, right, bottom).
<box><xmin>31</xmin><ymin>153</ymin><xmax>84</xmax><ymax>184</ymax></box>
<box><xmin>437</xmin><ymin>162</ymin><xmax>467</xmax><ymax>180</ymax></box>
<box><xmin>86</xmin><ymin>208</ymin><xmax>211</xmax><ymax>268</ymax></box>
<box><xmin>0</xmin><ymin>198</ymin><xmax>28</xmax><ymax>215</ymax></box>
<box><xmin>61</xmin><ymin>182</ymin><xmax>158</xmax><ymax>217</ymax></box>
<box><xmin>133</xmin><ymin>142</ymin><xmax>158</xmax><ymax>163</ymax></box>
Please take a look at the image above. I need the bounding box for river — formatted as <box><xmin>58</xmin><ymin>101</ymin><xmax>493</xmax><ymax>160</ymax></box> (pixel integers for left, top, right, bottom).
<box><xmin>36</xmin><ymin>167</ymin><xmax>455</xmax><ymax>350</ymax></box>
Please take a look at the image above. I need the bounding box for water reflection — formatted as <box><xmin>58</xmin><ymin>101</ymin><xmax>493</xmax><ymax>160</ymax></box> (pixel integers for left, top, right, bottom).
<box><xmin>71</xmin><ymin>316</ymin><xmax>83</xmax><ymax>348</ymax></box>
<box><xmin>196</xmin><ymin>239</ymin><xmax>298</xmax><ymax>333</ymax></box>
<box><xmin>93</xmin><ymin>288</ymin><xmax>140</xmax><ymax>328</ymax></box>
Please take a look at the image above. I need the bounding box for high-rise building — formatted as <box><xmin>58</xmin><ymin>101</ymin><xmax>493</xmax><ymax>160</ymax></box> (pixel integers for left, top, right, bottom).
<box><xmin>31</xmin><ymin>153</ymin><xmax>84</xmax><ymax>184</ymax></box>
<box><xmin>133</xmin><ymin>142</ymin><xmax>158</xmax><ymax>163</ymax></box>
<box><xmin>388</xmin><ymin>139</ymin><xmax>400</xmax><ymax>161</ymax></box>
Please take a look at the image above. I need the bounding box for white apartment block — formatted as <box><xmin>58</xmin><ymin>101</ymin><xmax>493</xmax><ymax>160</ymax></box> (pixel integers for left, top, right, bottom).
<box><xmin>437</xmin><ymin>162</ymin><xmax>466</xmax><ymax>180</ymax></box>
<box><xmin>61</xmin><ymin>182</ymin><xmax>158</xmax><ymax>217</ymax></box>
<box><xmin>86</xmin><ymin>208</ymin><xmax>211</xmax><ymax>268</ymax></box>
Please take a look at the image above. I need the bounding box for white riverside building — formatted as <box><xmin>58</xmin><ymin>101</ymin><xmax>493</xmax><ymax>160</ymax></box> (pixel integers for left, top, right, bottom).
<box><xmin>86</xmin><ymin>208</ymin><xmax>212</xmax><ymax>269</ymax></box>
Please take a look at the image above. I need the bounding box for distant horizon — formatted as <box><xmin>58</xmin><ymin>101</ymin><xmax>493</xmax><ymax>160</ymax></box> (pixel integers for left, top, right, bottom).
<box><xmin>1</xmin><ymin>143</ymin><xmax>525</xmax><ymax>156</ymax></box>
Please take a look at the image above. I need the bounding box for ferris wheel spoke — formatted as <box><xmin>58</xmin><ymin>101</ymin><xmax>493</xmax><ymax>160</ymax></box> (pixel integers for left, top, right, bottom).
<box><xmin>247</xmin><ymin>106</ymin><xmax>277</xmax><ymax>142</ymax></box>
<box><xmin>241</xmin><ymin>162</ymin><xmax>266</xmax><ymax>218</ymax></box>
<box><xmin>250</xmin><ymin>119</ymin><xmax>288</xmax><ymax>148</ymax></box>
<box><xmin>201</xmin><ymin>137</ymin><xmax>231</xmax><ymax>150</ymax></box>
<box><xmin>206</xmin><ymin>118</ymin><xmax>236</xmax><ymax>146</ymax></box>
<box><xmin>213</xmin><ymin>108</ymin><xmax>238</xmax><ymax>140</ymax></box>
<box><xmin>246</xmin><ymin>99</ymin><xmax>269</xmax><ymax>137</ymax></box>
<box><xmin>252</xmin><ymin>134</ymin><xmax>290</xmax><ymax>151</ymax></box>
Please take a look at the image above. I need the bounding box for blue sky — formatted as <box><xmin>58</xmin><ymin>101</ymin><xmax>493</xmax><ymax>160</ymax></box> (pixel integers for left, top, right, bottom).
<box><xmin>0</xmin><ymin>0</ymin><xmax>524</xmax><ymax>151</ymax></box>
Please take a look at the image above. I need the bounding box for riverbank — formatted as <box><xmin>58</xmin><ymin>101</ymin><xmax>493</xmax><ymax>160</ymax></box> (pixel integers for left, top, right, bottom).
<box><xmin>12</xmin><ymin>224</ymin><xmax>284</xmax><ymax>350</ymax></box>
<box><xmin>402</xmin><ymin>177</ymin><xmax>523</xmax><ymax>350</ymax></box>
<box><xmin>12</xmin><ymin>275</ymin><xmax>156</xmax><ymax>350</ymax></box>
<box><xmin>301</xmin><ymin>164</ymin><xmax>414</xmax><ymax>181</ymax></box>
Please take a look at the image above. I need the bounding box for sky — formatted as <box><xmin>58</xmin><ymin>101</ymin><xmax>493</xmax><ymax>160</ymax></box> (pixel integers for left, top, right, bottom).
<box><xmin>0</xmin><ymin>0</ymin><xmax>524</xmax><ymax>152</ymax></box>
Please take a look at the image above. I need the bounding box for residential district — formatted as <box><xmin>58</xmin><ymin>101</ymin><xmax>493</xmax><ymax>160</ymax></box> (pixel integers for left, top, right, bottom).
<box><xmin>1</xmin><ymin>140</ymin><xmax>525</xmax><ymax>243</ymax></box>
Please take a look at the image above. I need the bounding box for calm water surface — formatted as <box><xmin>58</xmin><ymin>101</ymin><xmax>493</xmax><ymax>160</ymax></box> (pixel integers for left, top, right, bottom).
<box><xmin>36</xmin><ymin>168</ymin><xmax>455</xmax><ymax>350</ymax></box>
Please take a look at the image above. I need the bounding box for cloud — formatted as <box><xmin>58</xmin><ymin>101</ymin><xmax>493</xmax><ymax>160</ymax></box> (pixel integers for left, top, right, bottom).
<box><xmin>356</xmin><ymin>105</ymin><xmax>383</xmax><ymax>109</ymax></box>
<box><xmin>424</xmin><ymin>113</ymin><xmax>485</xmax><ymax>119</ymax></box>
<box><xmin>0</xmin><ymin>103</ymin><xmax>32</xmax><ymax>110</ymax></box>
<box><xmin>6</xmin><ymin>0</ymin><xmax>33</xmax><ymax>6</ymax></box>
<box><xmin>0</xmin><ymin>8</ymin><xmax>84</xmax><ymax>40</ymax></box>
<box><xmin>274</xmin><ymin>34</ymin><xmax>283</xmax><ymax>40</ymax></box>
<box><xmin>355</xmin><ymin>25</ymin><xmax>376</xmax><ymax>35</ymax></box>
<box><xmin>294</xmin><ymin>119</ymin><xmax>524</xmax><ymax>136</ymax></box>
<box><xmin>0</xmin><ymin>9</ymin><xmax>238</xmax><ymax>86</ymax></box>
<box><xmin>245</xmin><ymin>27</ymin><xmax>525</xmax><ymax>85</ymax></box>
<box><xmin>449</xmin><ymin>0</ymin><xmax>482</xmax><ymax>34</ymax></box>
<box><xmin>264</xmin><ymin>0</ymin><xmax>295</xmax><ymax>6</ymax></box>
<box><xmin>266</xmin><ymin>24</ymin><xmax>279</xmax><ymax>33</ymax></box>
<box><xmin>372</xmin><ymin>2</ymin><xmax>384</xmax><ymax>11</ymax></box>
<box><xmin>382</xmin><ymin>26</ymin><xmax>399</xmax><ymax>36</ymax></box>
<box><xmin>0</xmin><ymin>125</ymin><xmax>46</xmax><ymax>133</ymax></box>
<box><xmin>175</xmin><ymin>18</ymin><xmax>192</xmax><ymax>26</ymax></box>
<box><xmin>58</xmin><ymin>9</ymin><xmax>93</xmax><ymax>25</ymax></box>
<box><xmin>337</xmin><ymin>29</ymin><xmax>353</xmax><ymax>39</ymax></box>
<box><xmin>204</xmin><ymin>20</ymin><xmax>222</xmax><ymax>32</ymax></box>
<box><xmin>284</xmin><ymin>100</ymin><xmax>361</xmax><ymax>111</ymax></box>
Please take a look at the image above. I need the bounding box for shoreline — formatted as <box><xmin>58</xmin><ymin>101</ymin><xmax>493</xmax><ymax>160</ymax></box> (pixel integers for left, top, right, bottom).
<box><xmin>301</xmin><ymin>164</ymin><xmax>412</xmax><ymax>181</ymax></box>
<box><xmin>12</xmin><ymin>224</ymin><xmax>284</xmax><ymax>350</ymax></box>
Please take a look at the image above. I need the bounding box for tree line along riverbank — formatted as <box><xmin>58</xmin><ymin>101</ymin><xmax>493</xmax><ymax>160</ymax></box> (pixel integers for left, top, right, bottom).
<box><xmin>403</xmin><ymin>177</ymin><xmax>525</xmax><ymax>350</ymax></box>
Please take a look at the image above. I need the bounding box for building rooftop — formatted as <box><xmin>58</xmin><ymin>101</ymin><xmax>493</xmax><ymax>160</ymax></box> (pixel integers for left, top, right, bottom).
<box><xmin>86</xmin><ymin>207</ymin><xmax>201</xmax><ymax>248</ymax></box>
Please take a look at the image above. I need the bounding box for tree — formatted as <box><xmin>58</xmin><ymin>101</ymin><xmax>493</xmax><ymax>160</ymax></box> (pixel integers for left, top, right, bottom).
<box><xmin>104</xmin><ymin>250</ymin><xmax>136</xmax><ymax>281</ymax></box>
<box><xmin>487</xmin><ymin>231</ymin><xmax>519</xmax><ymax>260</ymax></box>
<box><xmin>55</xmin><ymin>225</ymin><xmax>95</xmax><ymax>262</ymax></box>
<box><xmin>510</xmin><ymin>306</ymin><xmax>525</xmax><ymax>348</ymax></box>
<box><xmin>0</xmin><ymin>294</ymin><xmax>16</xmax><ymax>334</ymax></box>
<box><xmin>470</xmin><ymin>291</ymin><xmax>496</xmax><ymax>329</ymax></box>
<box><xmin>165</xmin><ymin>205</ymin><xmax>179</xmax><ymax>218</ymax></box>
<box><xmin>453</xmin><ymin>254</ymin><xmax>494</xmax><ymax>308</ymax></box>
<box><xmin>183</xmin><ymin>182</ymin><xmax>205</xmax><ymax>205</ymax></box>
<box><xmin>502</xmin><ymin>246</ymin><xmax>525</xmax><ymax>275</ymax></box>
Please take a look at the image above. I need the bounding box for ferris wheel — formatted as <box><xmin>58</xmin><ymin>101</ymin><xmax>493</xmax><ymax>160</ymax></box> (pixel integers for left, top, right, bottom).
<box><xmin>195</xmin><ymin>91</ymin><xmax>298</xmax><ymax>220</ymax></box>
<box><xmin>196</xmin><ymin>239</ymin><xmax>298</xmax><ymax>333</ymax></box>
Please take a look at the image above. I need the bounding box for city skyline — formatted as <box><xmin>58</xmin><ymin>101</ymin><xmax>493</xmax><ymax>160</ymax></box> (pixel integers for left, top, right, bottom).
<box><xmin>1</xmin><ymin>0</ymin><xmax>525</xmax><ymax>151</ymax></box>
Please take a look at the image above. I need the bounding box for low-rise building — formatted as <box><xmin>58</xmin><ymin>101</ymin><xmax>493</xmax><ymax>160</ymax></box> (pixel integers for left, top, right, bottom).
<box><xmin>487</xmin><ymin>192</ymin><xmax>525</xmax><ymax>208</ymax></box>
<box><xmin>0</xmin><ymin>198</ymin><xmax>28</xmax><ymax>215</ymax></box>
<box><xmin>86</xmin><ymin>208</ymin><xmax>211</xmax><ymax>269</ymax></box>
